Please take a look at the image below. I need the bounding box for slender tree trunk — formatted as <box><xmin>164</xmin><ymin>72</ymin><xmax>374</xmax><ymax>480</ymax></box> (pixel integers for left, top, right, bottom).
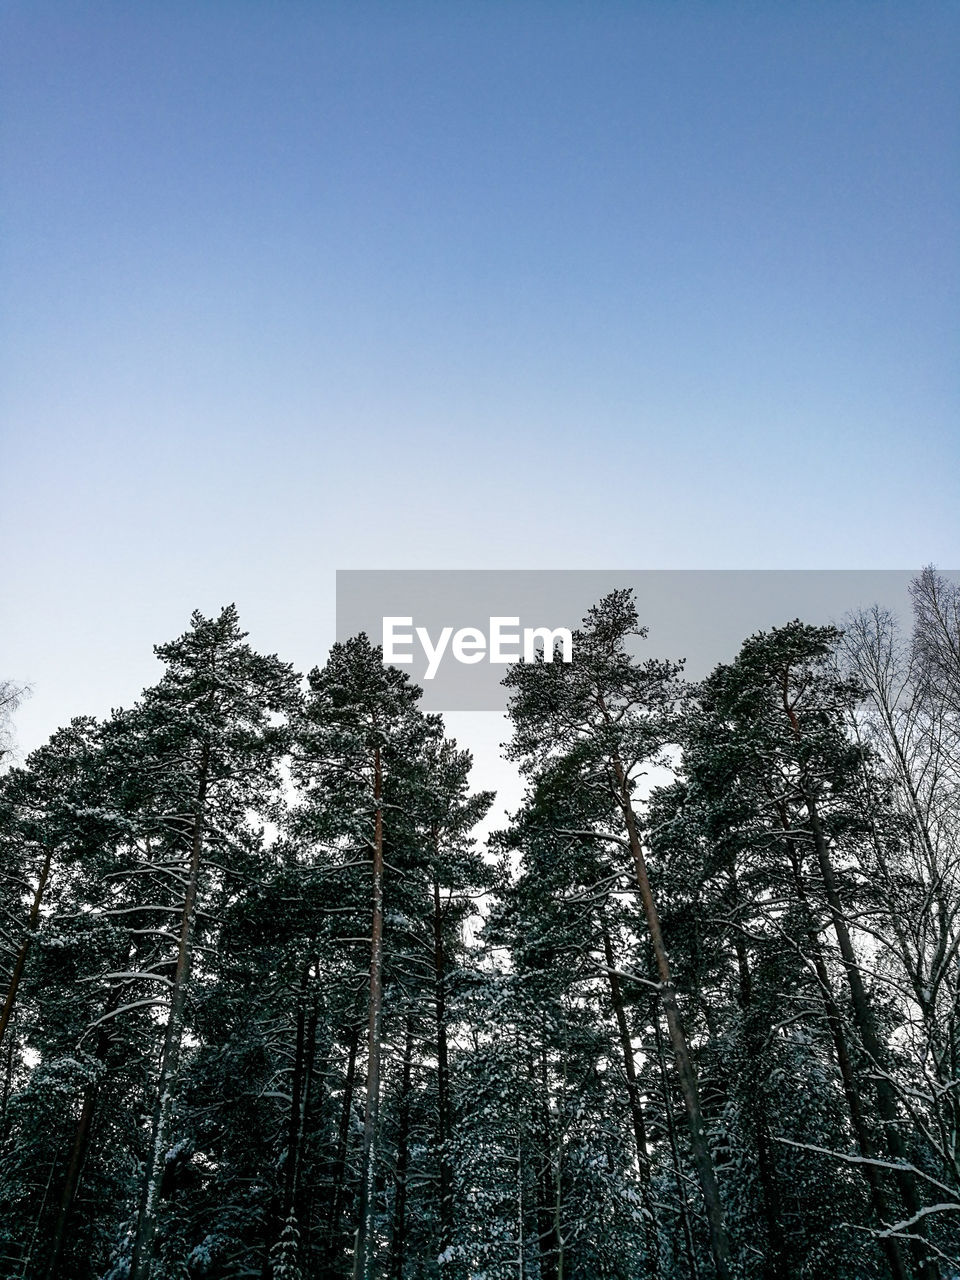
<box><xmin>297</xmin><ymin>990</ymin><xmax>321</xmax><ymax>1250</ymax></box>
<box><xmin>44</xmin><ymin>991</ymin><xmax>124</xmax><ymax>1280</ymax></box>
<box><xmin>602</xmin><ymin>921</ymin><xmax>662</xmax><ymax>1278</ymax></box>
<box><xmin>777</xmin><ymin>804</ymin><xmax>912</xmax><ymax>1280</ymax></box>
<box><xmin>432</xmin><ymin>868</ymin><xmax>454</xmax><ymax>1257</ymax></box>
<box><xmin>130</xmin><ymin>740</ymin><xmax>210</xmax><ymax>1280</ymax></box>
<box><xmin>516</xmin><ymin>1128</ymin><xmax>525</xmax><ymax>1280</ymax></box>
<box><xmin>726</xmin><ymin>879</ymin><xmax>786</xmax><ymax>1280</ymax></box>
<box><xmin>0</xmin><ymin>841</ymin><xmax>54</xmax><ymax>1048</ymax></box>
<box><xmin>602</xmin><ymin>923</ymin><xmax>651</xmax><ymax>1173</ymax></box>
<box><xmin>554</xmin><ymin>1149</ymin><xmax>565</xmax><ymax>1280</ymax></box>
<box><xmin>536</xmin><ymin>1037</ymin><xmax>559</xmax><ymax>1280</ymax></box>
<box><xmin>611</xmin><ymin>757</ymin><xmax>734</xmax><ymax>1280</ymax></box>
<box><xmin>354</xmin><ymin>745</ymin><xmax>385</xmax><ymax>1280</ymax></box>
<box><xmin>45</xmin><ymin>925</ymin><xmax>136</xmax><ymax>1278</ymax></box>
<box><xmin>283</xmin><ymin>964</ymin><xmax>310</xmax><ymax>1223</ymax></box>
<box><xmin>328</xmin><ymin>1021</ymin><xmax>360</xmax><ymax>1258</ymax></box>
<box><xmin>44</xmin><ymin>1079</ymin><xmax>98</xmax><ymax>1279</ymax></box>
<box><xmin>782</xmin><ymin>678</ymin><xmax>935</xmax><ymax>1271</ymax></box>
<box><xmin>390</xmin><ymin>1017</ymin><xmax>415</xmax><ymax>1280</ymax></box>
<box><xmin>553</xmin><ymin>1025</ymin><xmax>567</xmax><ymax>1280</ymax></box>
<box><xmin>0</xmin><ymin>1015</ymin><xmax>14</xmax><ymax>1146</ymax></box>
<box><xmin>806</xmin><ymin>793</ymin><xmax>932</xmax><ymax>1279</ymax></box>
<box><xmin>654</xmin><ymin>1013</ymin><xmax>699</xmax><ymax>1280</ymax></box>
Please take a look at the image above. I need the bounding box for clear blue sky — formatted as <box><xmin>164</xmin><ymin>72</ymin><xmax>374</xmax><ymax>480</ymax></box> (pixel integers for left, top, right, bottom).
<box><xmin>2</xmin><ymin>1</ymin><xmax>958</xmax><ymax>766</ymax></box>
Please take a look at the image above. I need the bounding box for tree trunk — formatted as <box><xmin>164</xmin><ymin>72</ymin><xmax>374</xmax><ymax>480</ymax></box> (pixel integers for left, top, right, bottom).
<box><xmin>654</xmin><ymin>1013</ymin><xmax>699</xmax><ymax>1280</ymax></box>
<box><xmin>0</xmin><ymin>841</ymin><xmax>54</xmax><ymax>1048</ymax></box>
<box><xmin>328</xmin><ymin>1020</ymin><xmax>360</xmax><ymax>1259</ymax></box>
<box><xmin>44</xmin><ymin>1078</ymin><xmax>98</xmax><ymax>1279</ymax></box>
<box><xmin>354</xmin><ymin>744</ymin><xmax>385</xmax><ymax>1280</ymax></box>
<box><xmin>282</xmin><ymin>964</ymin><xmax>311</xmax><ymax>1229</ymax></box>
<box><xmin>777</xmin><ymin>803</ymin><xmax>912</xmax><ymax>1280</ymax></box>
<box><xmin>536</xmin><ymin>1037</ymin><xmax>559</xmax><ymax>1280</ymax></box>
<box><xmin>432</xmin><ymin>869</ymin><xmax>454</xmax><ymax>1257</ymax></box>
<box><xmin>553</xmin><ymin>1027</ymin><xmax>567</xmax><ymax>1280</ymax></box>
<box><xmin>390</xmin><ymin>1017</ymin><xmax>415</xmax><ymax>1280</ymax></box>
<box><xmin>44</xmin><ymin>970</ymin><xmax>128</xmax><ymax>1280</ymax></box>
<box><xmin>602</xmin><ymin>920</ymin><xmax>662</xmax><ymax>1278</ymax></box>
<box><xmin>779</xmin><ymin>678</ymin><xmax>935</xmax><ymax>1279</ymax></box>
<box><xmin>0</xmin><ymin>1016</ymin><xmax>14</xmax><ymax>1146</ymax></box>
<box><xmin>602</xmin><ymin>923</ymin><xmax>651</xmax><ymax>1174</ymax></box>
<box><xmin>726</xmin><ymin>878</ymin><xmax>786</xmax><ymax>1280</ymax></box>
<box><xmin>516</xmin><ymin>1128</ymin><xmax>525</xmax><ymax>1280</ymax></box>
<box><xmin>611</xmin><ymin>757</ymin><xmax>734</xmax><ymax>1280</ymax></box>
<box><xmin>297</xmin><ymin>990</ymin><xmax>322</xmax><ymax>1253</ymax></box>
<box><xmin>130</xmin><ymin>740</ymin><xmax>210</xmax><ymax>1280</ymax></box>
<box><xmin>801</xmin><ymin>788</ymin><xmax>933</xmax><ymax>1279</ymax></box>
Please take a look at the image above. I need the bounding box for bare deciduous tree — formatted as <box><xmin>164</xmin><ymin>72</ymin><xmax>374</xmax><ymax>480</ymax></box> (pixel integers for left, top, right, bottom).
<box><xmin>0</xmin><ymin>680</ymin><xmax>29</xmax><ymax>767</ymax></box>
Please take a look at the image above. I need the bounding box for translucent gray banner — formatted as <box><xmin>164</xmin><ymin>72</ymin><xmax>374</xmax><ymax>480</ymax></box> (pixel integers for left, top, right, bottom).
<box><xmin>335</xmin><ymin>570</ymin><xmax>951</xmax><ymax>712</ymax></box>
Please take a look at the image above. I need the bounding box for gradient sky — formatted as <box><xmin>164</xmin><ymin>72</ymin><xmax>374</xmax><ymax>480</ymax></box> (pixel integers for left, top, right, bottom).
<box><xmin>2</xmin><ymin>1</ymin><xmax>958</xmax><ymax>781</ymax></box>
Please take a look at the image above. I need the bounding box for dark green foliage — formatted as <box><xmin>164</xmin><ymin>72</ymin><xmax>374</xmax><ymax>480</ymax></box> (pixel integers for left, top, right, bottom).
<box><xmin>0</xmin><ymin>583</ymin><xmax>957</xmax><ymax>1279</ymax></box>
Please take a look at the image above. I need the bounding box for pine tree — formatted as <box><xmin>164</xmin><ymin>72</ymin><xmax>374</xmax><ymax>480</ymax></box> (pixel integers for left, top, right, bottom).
<box><xmin>117</xmin><ymin>606</ymin><xmax>298</xmax><ymax>1280</ymax></box>
<box><xmin>295</xmin><ymin>634</ymin><xmax>426</xmax><ymax>1280</ymax></box>
<box><xmin>489</xmin><ymin>777</ymin><xmax>662</xmax><ymax>1276</ymax></box>
<box><xmin>1</xmin><ymin>587</ymin><xmax>957</xmax><ymax>1279</ymax></box>
<box><xmin>690</xmin><ymin>620</ymin><xmax>952</xmax><ymax>1278</ymax></box>
<box><xmin>0</xmin><ymin>717</ymin><xmax>107</xmax><ymax>1051</ymax></box>
<box><xmin>503</xmin><ymin>590</ymin><xmax>735</xmax><ymax>1280</ymax></box>
<box><xmin>0</xmin><ymin>712</ymin><xmax>155</xmax><ymax>1279</ymax></box>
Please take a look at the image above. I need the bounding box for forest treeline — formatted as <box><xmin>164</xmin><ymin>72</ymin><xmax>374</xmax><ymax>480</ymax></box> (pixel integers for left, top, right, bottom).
<box><xmin>0</xmin><ymin>569</ymin><xmax>958</xmax><ymax>1280</ymax></box>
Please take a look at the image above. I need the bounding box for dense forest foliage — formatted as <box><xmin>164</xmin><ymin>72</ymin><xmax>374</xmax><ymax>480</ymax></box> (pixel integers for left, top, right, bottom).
<box><xmin>1</xmin><ymin>569</ymin><xmax>958</xmax><ymax>1280</ymax></box>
